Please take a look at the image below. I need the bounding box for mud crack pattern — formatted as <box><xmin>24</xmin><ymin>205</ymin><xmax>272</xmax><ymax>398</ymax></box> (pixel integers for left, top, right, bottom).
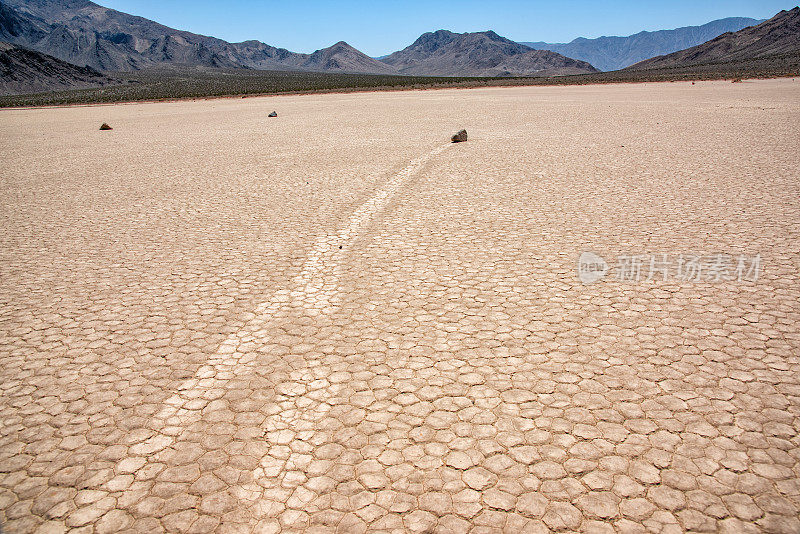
<box><xmin>1</xmin><ymin>81</ymin><xmax>799</xmax><ymax>533</ymax></box>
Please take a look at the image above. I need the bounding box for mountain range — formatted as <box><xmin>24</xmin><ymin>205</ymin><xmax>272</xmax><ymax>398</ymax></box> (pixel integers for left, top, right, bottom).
<box><xmin>0</xmin><ymin>0</ymin><xmax>598</xmax><ymax>78</ymax></box>
<box><xmin>522</xmin><ymin>17</ymin><xmax>764</xmax><ymax>71</ymax></box>
<box><xmin>1</xmin><ymin>0</ymin><xmax>798</xmax><ymax>97</ymax></box>
<box><xmin>0</xmin><ymin>0</ymin><xmax>597</xmax><ymax>76</ymax></box>
<box><xmin>629</xmin><ymin>7</ymin><xmax>800</xmax><ymax>70</ymax></box>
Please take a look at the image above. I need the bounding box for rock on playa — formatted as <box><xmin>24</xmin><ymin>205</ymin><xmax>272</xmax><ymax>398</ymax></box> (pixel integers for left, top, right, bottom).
<box><xmin>451</xmin><ymin>129</ymin><xmax>467</xmax><ymax>143</ymax></box>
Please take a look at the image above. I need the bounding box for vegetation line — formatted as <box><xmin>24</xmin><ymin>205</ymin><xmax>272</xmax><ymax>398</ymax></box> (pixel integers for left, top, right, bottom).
<box><xmin>1</xmin><ymin>62</ymin><xmax>798</xmax><ymax>109</ymax></box>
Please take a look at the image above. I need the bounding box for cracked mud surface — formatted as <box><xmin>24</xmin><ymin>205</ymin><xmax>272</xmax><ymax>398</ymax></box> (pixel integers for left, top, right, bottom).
<box><xmin>1</xmin><ymin>80</ymin><xmax>799</xmax><ymax>533</ymax></box>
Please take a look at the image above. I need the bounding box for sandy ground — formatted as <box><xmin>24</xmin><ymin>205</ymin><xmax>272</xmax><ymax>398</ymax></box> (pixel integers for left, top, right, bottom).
<box><xmin>1</xmin><ymin>79</ymin><xmax>799</xmax><ymax>533</ymax></box>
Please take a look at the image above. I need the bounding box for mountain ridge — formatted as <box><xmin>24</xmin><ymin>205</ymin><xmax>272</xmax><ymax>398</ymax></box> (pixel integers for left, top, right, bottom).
<box><xmin>382</xmin><ymin>29</ymin><xmax>598</xmax><ymax>76</ymax></box>
<box><xmin>302</xmin><ymin>41</ymin><xmax>396</xmax><ymax>74</ymax></box>
<box><xmin>522</xmin><ymin>17</ymin><xmax>764</xmax><ymax>71</ymax></box>
<box><xmin>629</xmin><ymin>7</ymin><xmax>800</xmax><ymax>70</ymax></box>
<box><xmin>1</xmin><ymin>0</ymin><xmax>323</xmax><ymax>72</ymax></box>
<box><xmin>0</xmin><ymin>40</ymin><xmax>115</xmax><ymax>94</ymax></box>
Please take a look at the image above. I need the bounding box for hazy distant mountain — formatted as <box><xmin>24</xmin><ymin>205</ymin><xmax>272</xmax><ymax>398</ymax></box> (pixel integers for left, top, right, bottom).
<box><xmin>0</xmin><ymin>40</ymin><xmax>113</xmax><ymax>94</ymax></box>
<box><xmin>629</xmin><ymin>8</ymin><xmax>800</xmax><ymax>70</ymax></box>
<box><xmin>522</xmin><ymin>17</ymin><xmax>764</xmax><ymax>71</ymax></box>
<box><xmin>383</xmin><ymin>30</ymin><xmax>598</xmax><ymax>76</ymax></box>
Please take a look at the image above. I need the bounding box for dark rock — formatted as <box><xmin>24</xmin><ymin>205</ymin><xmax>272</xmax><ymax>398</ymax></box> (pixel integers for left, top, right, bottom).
<box><xmin>99</xmin><ymin>123</ymin><xmax>113</xmax><ymax>130</ymax></box>
<box><xmin>268</xmin><ymin>111</ymin><xmax>278</xmax><ymax>117</ymax></box>
<box><xmin>451</xmin><ymin>129</ymin><xmax>467</xmax><ymax>143</ymax></box>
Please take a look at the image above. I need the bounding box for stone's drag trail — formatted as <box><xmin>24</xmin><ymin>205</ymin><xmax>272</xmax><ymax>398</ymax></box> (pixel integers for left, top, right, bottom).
<box><xmin>278</xmin><ymin>142</ymin><xmax>451</xmax><ymax>315</ymax></box>
<box><xmin>150</xmin><ymin>143</ymin><xmax>451</xmax><ymax>502</ymax></box>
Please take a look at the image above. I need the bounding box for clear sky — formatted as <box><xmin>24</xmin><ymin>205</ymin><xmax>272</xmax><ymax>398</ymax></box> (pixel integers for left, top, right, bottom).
<box><xmin>97</xmin><ymin>0</ymin><xmax>797</xmax><ymax>57</ymax></box>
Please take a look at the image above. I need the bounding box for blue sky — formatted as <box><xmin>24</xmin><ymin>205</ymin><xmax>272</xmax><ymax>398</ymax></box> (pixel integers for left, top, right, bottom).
<box><xmin>98</xmin><ymin>0</ymin><xmax>797</xmax><ymax>56</ymax></box>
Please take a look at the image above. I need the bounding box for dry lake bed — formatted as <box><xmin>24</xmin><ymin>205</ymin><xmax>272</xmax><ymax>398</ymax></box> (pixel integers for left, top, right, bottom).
<box><xmin>1</xmin><ymin>79</ymin><xmax>799</xmax><ymax>533</ymax></box>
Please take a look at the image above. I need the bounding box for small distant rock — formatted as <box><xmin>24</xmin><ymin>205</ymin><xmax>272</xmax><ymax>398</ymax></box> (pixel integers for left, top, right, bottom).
<box><xmin>99</xmin><ymin>123</ymin><xmax>112</xmax><ymax>130</ymax></box>
<box><xmin>268</xmin><ymin>111</ymin><xmax>278</xmax><ymax>117</ymax></box>
<box><xmin>732</xmin><ymin>78</ymin><xmax>742</xmax><ymax>83</ymax></box>
<box><xmin>451</xmin><ymin>129</ymin><xmax>467</xmax><ymax>143</ymax></box>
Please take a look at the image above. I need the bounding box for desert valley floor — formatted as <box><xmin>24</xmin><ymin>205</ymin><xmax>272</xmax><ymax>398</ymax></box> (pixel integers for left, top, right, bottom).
<box><xmin>1</xmin><ymin>79</ymin><xmax>799</xmax><ymax>533</ymax></box>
